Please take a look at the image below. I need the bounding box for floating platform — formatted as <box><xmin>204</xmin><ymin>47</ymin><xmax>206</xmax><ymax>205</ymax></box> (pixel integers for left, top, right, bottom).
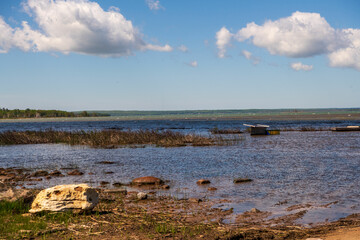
<box><xmin>331</xmin><ymin>126</ymin><xmax>360</xmax><ymax>131</ymax></box>
<box><xmin>244</xmin><ymin>124</ymin><xmax>280</xmax><ymax>136</ymax></box>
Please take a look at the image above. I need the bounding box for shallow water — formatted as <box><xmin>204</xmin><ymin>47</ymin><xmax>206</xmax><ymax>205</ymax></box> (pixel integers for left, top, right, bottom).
<box><xmin>0</xmin><ymin>120</ymin><xmax>360</xmax><ymax>224</ymax></box>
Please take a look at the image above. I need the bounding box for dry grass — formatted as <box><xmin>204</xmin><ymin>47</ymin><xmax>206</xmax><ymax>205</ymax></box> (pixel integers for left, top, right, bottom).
<box><xmin>0</xmin><ymin>129</ymin><xmax>231</xmax><ymax>148</ymax></box>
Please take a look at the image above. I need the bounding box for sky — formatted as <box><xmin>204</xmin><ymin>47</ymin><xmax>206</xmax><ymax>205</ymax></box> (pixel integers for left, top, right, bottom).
<box><xmin>0</xmin><ymin>0</ymin><xmax>359</xmax><ymax>111</ymax></box>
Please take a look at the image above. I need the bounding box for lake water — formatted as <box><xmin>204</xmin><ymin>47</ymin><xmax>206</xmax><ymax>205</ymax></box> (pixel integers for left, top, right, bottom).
<box><xmin>1</xmin><ymin>119</ymin><xmax>359</xmax><ymax>225</ymax></box>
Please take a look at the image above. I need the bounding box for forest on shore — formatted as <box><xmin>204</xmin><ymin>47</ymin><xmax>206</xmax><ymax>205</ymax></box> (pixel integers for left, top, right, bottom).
<box><xmin>0</xmin><ymin>108</ymin><xmax>108</xmax><ymax>119</ymax></box>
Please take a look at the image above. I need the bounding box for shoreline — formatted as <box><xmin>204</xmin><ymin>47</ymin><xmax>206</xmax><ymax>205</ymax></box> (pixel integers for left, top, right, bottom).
<box><xmin>1</xmin><ymin>184</ymin><xmax>359</xmax><ymax>239</ymax></box>
<box><xmin>1</xmin><ymin>167</ymin><xmax>359</xmax><ymax>239</ymax></box>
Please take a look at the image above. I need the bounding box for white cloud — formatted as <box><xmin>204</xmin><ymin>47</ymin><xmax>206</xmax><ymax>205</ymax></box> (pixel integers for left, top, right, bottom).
<box><xmin>291</xmin><ymin>62</ymin><xmax>313</xmax><ymax>71</ymax></box>
<box><xmin>235</xmin><ymin>12</ymin><xmax>344</xmax><ymax>58</ymax></box>
<box><xmin>145</xmin><ymin>0</ymin><xmax>164</xmax><ymax>11</ymax></box>
<box><xmin>242</xmin><ymin>50</ymin><xmax>252</xmax><ymax>60</ymax></box>
<box><xmin>328</xmin><ymin>29</ymin><xmax>360</xmax><ymax>71</ymax></box>
<box><xmin>0</xmin><ymin>0</ymin><xmax>172</xmax><ymax>57</ymax></box>
<box><xmin>178</xmin><ymin>45</ymin><xmax>188</xmax><ymax>52</ymax></box>
<box><xmin>215</xmin><ymin>11</ymin><xmax>360</xmax><ymax>71</ymax></box>
<box><xmin>215</xmin><ymin>27</ymin><xmax>233</xmax><ymax>58</ymax></box>
<box><xmin>0</xmin><ymin>17</ymin><xmax>13</xmax><ymax>53</ymax></box>
<box><xmin>186</xmin><ymin>61</ymin><xmax>198</xmax><ymax>67</ymax></box>
<box><xmin>146</xmin><ymin>44</ymin><xmax>172</xmax><ymax>52</ymax></box>
<box><xmin>241</xmin><ymin>50</ymin><xmax>260</xmax><ymax>65</ymax></box>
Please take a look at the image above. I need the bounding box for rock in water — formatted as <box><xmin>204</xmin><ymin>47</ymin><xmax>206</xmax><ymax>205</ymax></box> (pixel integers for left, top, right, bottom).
<box><xmin>196</xmin><ymin>179</ymin><xmax>211</xmax><ymax>185</ymax></box>
<box><xmin>131</xmin><ymin>176</ymin><xmax>164</xmax><ymax>186</ymax></box>
<box><xmin>233</xmin><ymin>178</ymin><xmax>253</xmax><ymax>184</ymax></box>
<box><xmin>29</xmin><ymin>184</ymin><xmax>98</xmax><ymax>213</ymax></box>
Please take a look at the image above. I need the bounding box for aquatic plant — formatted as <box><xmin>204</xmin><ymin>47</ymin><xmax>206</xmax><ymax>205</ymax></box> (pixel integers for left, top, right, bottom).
<box><xmin>0</xmin><ymin>129</ymin><xmax>238</xmax><ymax>148</ymax></box>
<box><xmin>210</xmin><ymin>127</ymin><xmax>243</xmax><ymax>134</ymax></box>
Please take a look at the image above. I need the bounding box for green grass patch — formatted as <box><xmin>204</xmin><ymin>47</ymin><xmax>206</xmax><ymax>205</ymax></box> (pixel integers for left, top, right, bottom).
<box><xmin>0</xmin><ymin>199</ymin><xmax>77</xmax><ymax>239</ymax></box>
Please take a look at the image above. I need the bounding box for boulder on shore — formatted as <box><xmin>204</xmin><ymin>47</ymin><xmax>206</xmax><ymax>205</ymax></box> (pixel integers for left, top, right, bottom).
<box><xmin>29</xmin><ymin>184</ymin><xmax>98</xmax><ymax>213</ymax></box>
<box><xmin>131</xmin><ymin>176</ymin><xmax>164</xmax><ymax>186</ymax></box>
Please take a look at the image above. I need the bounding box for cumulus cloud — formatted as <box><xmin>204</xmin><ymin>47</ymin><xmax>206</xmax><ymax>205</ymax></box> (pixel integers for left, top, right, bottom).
<box><xmin>241</xmin><ymin>50</ymin><xmax>260</xmax><ymax>65</ymax></box>
<box><xmin>215</xmin><ymin>27</ymin><xmax>233</xmax><ymax>58</ymax></box>
<box><xmin>328</xmin><ymin>29</ymin><xmax>360</xmax><ymax>70</ymax></box>
<box><xmin>215</xmin><ymin>11</ymin><xmax>360</xmax><ymax>71</ymax></box>
<box><xmin>0</xmin><ymin>0</ymin><xmax>172</xmax><ymax>57</ymax></box>
<box><xmin>178</xmin><ymin>45</ymin><xmax>188</xmax><ymax>52</ymax></box>
<box><xmin>235</xmin><ymin>12</ymin><xmax>345</xmax><ymax>58</ymax></box>
<box><xmin>0</xmin><ymin>17</ymin><xmax>13</xmax><ymax>53</ymax></box>
<box><xmin>186</xmin><ymin>61</ymin><xmax>198</xmax><ymax>67</ymax></box>
<box><xmin>291</xmin><ymin>62</ymin><xmax>313</xmax><ymax>71</ymax></box>
<box><xmin>146</xmin><ymin>0</ymin><xmax>164</xmax><ymax>11</ymax></box>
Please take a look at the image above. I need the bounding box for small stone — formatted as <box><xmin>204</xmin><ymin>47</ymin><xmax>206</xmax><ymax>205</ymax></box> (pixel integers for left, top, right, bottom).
<box><xmin>208</xmin><ymin>187</ymin><xmax>217</xmax><ymax>191</ymax></box>
<box><xmin>250</xmin><ymin>208</ymin><xmax>260</xmax><ymax>213</ymax></box>
<box><xmin>112</xmin><ymin>182</ymin><xmax>123</xmax><ymax>187</ymax></box>
<box><xmin>105</xmin><ymin>171</ymin><xmax>114</xmax><ymax>174</ymax></box>
<box><xmin>88</xmin><ymin>172</ymin><xmax>95</xmax><ymax>175</ymax></box>
<box><xmin>97</xmin><ymin>161</ymin><xmax>115</xmax><ymax>164</ymax></box>
<box><xmin>132</xmin><ymin>176</ymin><xmax>164</xmax><ymax>186</ymax></box>
<box><xmin>162</xmin><ymin>185</ymin><xmax>170</xmax><ymax>189</ymax></box>
<box><xmin>45</xmin><ymin>176</ymin><xmax>51</xmax><ymax>180</ymax></box>
<box><xmin>233</xmin><ymin>178</ymin><xmax>253</xmax><ymax>184</ymax></box>
<box><xmin>103</xmin><ymin>189</ymin><xmax>127</xmax><ymax>195</ymax></box>
<box><xmin>100</xmin><ymin>181</ymin><xmax>109</xmax><ymax>185</ymax></box>
<box><xmin>189</xmin><ymin>198</ymin><xmax>203</xmax><ymax>203</ymax></box>
<box><xmin>67</xmin><ymin>170</ymin><xmax>84</xmax><ymax>176</ymax></box>
<box><xmin>0</xmin><ymin>188</ymin><xmax>31</xmax><ymax>202</ymax></box>
<box><xmin>137</xmin><ymin>192</ymin><xmax>148</xmax><ymax>200</ymax></box>
<box><xmin>49</xmin><ymin>170</ymin><xmax>64</xmax><ymax>177</ymax></box>
<box><xmin>196</xmin><ymin>179</ymin><xmax>211</xmax><ymax>185</ymax></box>
<box><xmin>31</xmin><ymin>170</ymin><xmax>49</xmax><ymax>177</ymax></box>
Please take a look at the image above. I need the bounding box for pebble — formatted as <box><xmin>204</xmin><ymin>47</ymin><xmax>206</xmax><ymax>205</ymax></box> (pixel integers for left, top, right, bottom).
<box><xmin>250</xmin><ymin>208</ymin><xmax>261</xmax><ymax>213</ymax></box>
<box><xmin>137</xmin><ymin>192</ymin><xmax>148</xmax><ymax>200</ymax></box>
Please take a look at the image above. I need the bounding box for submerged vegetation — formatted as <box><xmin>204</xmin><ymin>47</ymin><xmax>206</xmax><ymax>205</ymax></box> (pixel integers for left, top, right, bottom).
<box><xmin>0</xmin><ymin>129</ymin><xmax>237</xmax><ymax>148</ymax></box>
<box><xmin>0</xmin><ymin>108</ymin><xmax>109</xmax><ymax>119</ymax></box>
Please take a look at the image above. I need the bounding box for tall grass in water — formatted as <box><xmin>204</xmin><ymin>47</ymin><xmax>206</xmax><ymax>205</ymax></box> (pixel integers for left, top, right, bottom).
<box><xmin>281</xmin><ymin>127</ymin><xmax>330</xmax><ymax>132</ymax></box>
<box><xmin>0</xmin><ymin>129</ymin><xmax>236</xmax><ymax>148</ymax></box>
<box><xmin>210</xmin><ymin>127</ymin><xmax>243</xmax><ymax>134</ymax></box>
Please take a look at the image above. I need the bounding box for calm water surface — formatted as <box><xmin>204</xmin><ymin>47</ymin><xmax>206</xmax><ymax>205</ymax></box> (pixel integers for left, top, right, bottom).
<box><xmin>0</xmin><ymin>120</ymin><xmax>359</xmax><ymax>225</ymax></box>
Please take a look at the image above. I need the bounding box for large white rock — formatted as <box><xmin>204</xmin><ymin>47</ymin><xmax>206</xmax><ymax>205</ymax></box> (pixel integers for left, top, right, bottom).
<box><xmin>29</xmin><ymin>184</ymin><xmax>98</xmax><ymax>213</ymax></box>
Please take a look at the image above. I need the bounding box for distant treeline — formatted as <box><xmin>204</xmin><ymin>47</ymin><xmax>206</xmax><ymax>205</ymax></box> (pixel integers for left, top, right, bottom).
<box><xmin>93</xmin><ymin>108</ymin><xmax>360</xmax><ymax>117</ymax></box>
<box><xmin>0</xmin><ymin>108</ymin><xmax>109</xmax><ymax>119</ymax></box>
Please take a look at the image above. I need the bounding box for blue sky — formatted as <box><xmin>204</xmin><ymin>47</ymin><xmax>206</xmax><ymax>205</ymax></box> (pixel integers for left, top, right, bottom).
<box><xmin>0</xmin><ymin>0</ymin><xmax>359</xmax><ymax>111</ymax></box>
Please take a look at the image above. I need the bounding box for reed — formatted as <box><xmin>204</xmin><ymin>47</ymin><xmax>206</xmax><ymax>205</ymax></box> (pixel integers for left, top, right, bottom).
<box><xmin>281</xmin><ymin>127</ymin><xmax>330</xmax><ymax>132</ymax></box>
<box><xmin>0</xmin><ymin>129</ymin><xmax>232</xmax><ymax>148</ymax></box>
<box><xmin>210</xmin><ymin>127</ymin><xmax>243</xmax><ymax>134</ymax></box>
